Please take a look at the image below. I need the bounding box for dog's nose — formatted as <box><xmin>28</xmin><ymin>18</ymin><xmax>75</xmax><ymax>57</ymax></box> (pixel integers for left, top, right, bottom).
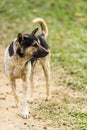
<box><xmin>42</xmin><ymin>50</ymin><xmax>49</xmax><ymax>57</ymax></box>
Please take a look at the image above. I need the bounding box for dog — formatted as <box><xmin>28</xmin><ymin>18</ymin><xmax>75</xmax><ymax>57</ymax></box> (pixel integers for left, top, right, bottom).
<box><xmin>4</xmin><ymin>18</ymin><xmax>51</xmax><ymax>119</ymax></box>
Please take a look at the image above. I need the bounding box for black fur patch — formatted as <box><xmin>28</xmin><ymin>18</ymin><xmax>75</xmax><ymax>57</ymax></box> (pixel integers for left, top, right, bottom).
<box><xmin>33</xmin><ymin>35</ymin><xmax>49</xmax><ymax>58</ymax></box>
<box><xmin>8</xmin><ymin>42</ymin><xmax>14</xmax><ymax>57</ymax></box>
<box><xmin>16</xmin><ymin>48</ymin><xmax>24</xmax><ymax>58</ymax></box>
<box><xmin>24</xmin><ymin>58</ymin><xmax>37</xmax><ymax>67</ymax></box>
<box><xmin>30</xmin><ymin>58</ymin><xmax>37</xmax><ymax>66</ymax></box>
<box><xmin>22</xmin><ymin>34</ymin><xmax>35</xmax><ymax>49</ymax></box>
<box><xmin>39</xmin><ymin>36</ymin><xmax>49</xmax><ymax>50</ymax></box>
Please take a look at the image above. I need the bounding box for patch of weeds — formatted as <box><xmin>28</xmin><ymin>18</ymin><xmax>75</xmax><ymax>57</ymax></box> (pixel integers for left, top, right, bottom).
<box><xmin>35</xmin><ymin>101</ymin><xmax>87</xmax><ymax>129</ymax></box>
<box><xmin>69</xmin><ymin>110</ymin><xmax>87</xmax><ymax>129</ymax></box>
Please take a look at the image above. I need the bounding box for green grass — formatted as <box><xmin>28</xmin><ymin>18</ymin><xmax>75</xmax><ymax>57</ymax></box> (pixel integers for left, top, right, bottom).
<box><xmin>32</xmin><ymin>99</ymin><xmax>87</xmax><ymax>130</ymax></box>
<box><xmin>1</xmin><ymin>0</ymin><xmax>87</xmax><ymax>129</ymax></box>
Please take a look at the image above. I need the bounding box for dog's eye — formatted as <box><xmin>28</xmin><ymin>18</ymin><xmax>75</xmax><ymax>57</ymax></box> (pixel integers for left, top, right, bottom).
<box><xmin>32</xmin><ymin>42</ymin><xmax>38</xmax><ymax>47</ymax></box>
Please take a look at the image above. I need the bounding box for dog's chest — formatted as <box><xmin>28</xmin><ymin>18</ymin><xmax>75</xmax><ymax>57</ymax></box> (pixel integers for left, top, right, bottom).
<box><xmin>7</xmin><ymin>57</ymin><xmax>29</xmax><ymax>79</ymax></box>
<box><xmin>12</xmin><ymin>64</ymin><xmax>26</xmax><ymax>78</ymax></box>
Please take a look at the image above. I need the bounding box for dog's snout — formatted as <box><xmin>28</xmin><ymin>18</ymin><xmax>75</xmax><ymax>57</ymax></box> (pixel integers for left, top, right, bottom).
<box><xmin>33</xmin><ymin>47</ymin><xmax>49</xmax><ymax>58</ymax></box>
<box><xmin>43</xmin><ymin>49</ymin><xmax>49</xmax><ymax>56</ymax></box>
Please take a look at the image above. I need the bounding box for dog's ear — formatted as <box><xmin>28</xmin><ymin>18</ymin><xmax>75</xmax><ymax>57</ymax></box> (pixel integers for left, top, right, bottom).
<box><xmin>17</xmin><ymin>33</ymin><xmax>23</xmax><ymax>43</ymax></box>
<box><xmin>31</xmin><ymin>28</ymin><xmax>38</xmax><ymax>35</ymax></box>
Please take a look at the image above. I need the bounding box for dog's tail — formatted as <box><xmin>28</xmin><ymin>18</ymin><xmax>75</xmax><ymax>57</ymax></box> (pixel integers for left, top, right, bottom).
<box><xmin>32</xmin><ymin>18</ymin><xmax>48</xmax><ymax>38</ymax></box>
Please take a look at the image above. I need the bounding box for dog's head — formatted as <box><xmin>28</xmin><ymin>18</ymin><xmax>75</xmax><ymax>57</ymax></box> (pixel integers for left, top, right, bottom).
<box><xmin>16</xmin><ymin>28</ymin><xmax>49</xmax><ymax>59</ymax></box>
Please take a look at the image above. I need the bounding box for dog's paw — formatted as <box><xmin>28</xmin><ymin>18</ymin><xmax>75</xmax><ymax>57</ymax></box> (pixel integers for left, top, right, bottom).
<box><xmin>12</xmin><ymin>103</ymin><xmax>18</xmax><ymax>108</ymax></box>
<box><xmin>22</xmin><ymin>108</ymin><xmax>30</xmax><ymax>119</ymax></box>
<box><xmin>22</xmin><ymin>112</ymin><xmax>29</xmax><ymax>119</ymax></box>
<box><xmin>45</xmin><ymin>95</ymin><xmax>52</xmax><ymax>101</ymax></box>
<box><xmin>27</xmin><ymin>98</ymin><xmax>34</xmax><ymax>103</ymax></box>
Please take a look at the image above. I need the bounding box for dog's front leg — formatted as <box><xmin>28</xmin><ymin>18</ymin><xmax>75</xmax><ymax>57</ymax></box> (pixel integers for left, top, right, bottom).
<box><xmin>10</xmin><ymin>79</ymin><xmax>19</xmax><ymax>107</ymax></box>
<box><xmin>22</xmin><ymin>79</ymin><xmax>30</xmax><ymax>119</ymax></box>
<box><xmin>29</xmin><ymin>64</ymin><xmax>36</xmax><ymax>103</ymax></box>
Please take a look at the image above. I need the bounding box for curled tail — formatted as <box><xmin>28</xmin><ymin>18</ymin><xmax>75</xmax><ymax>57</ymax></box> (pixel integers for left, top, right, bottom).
<box><xmin>32</xmin><ymin>18</ymin><xmax>48</xmax><ymax>38</ymax></box>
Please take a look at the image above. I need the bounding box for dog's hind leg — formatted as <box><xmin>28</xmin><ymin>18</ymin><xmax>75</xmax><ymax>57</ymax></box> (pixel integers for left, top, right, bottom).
<box><xmin>10</xmin><ymin>79</ymin><xmax>19</xmax><ymax>108</ymax></box>
<box><xmin>40</xmin><ymin>56</ymin><xmax>51</xmax><ymax>101</ymax></box>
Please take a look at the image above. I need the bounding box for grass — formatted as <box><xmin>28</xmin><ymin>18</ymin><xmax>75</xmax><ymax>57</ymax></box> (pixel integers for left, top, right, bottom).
<box><xmin>0</xmin><ymin>0</ymin><xmax>87</xmax><ymax>129</ymax></box>
<box><xmin>32</xmin><ymin>97</ymin><xmax>87</xmax><ymax>130</ymax></box>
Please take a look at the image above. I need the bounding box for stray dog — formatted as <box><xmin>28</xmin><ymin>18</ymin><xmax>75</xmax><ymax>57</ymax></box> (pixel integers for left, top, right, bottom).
<box><xmin>4</xmin><ymin>18</ymin><xmax>51</xmax><ymax>119</ymax></box>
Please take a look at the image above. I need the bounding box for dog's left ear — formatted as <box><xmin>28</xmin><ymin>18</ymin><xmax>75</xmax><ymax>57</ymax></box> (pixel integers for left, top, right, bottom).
<box><xmin>31</xmin><ymin>28</ymin><xmax>38</xmax><ymax>35</ymax></box>
<box><xmin>17</xmin><ymin>33</ymin><xmax>23</xmax><ymax>43</ymax></box>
